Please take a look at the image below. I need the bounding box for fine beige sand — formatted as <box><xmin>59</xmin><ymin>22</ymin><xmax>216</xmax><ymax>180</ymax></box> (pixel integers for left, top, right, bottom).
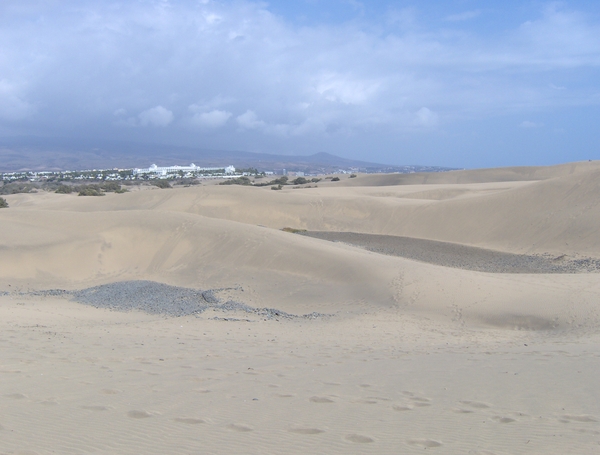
<box><xmin>1</xmin><ymin>160</ymin><xmax>600</xmax><ymax>454</ymax></box>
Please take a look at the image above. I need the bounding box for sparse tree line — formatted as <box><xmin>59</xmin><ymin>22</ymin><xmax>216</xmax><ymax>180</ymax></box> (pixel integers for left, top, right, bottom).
<box><xmin>55</xmin><ymin>181</ymin><xmax>128</xmax><ymax>196</ymax></box>
<box><xmin>0</xmin><ymin>177</ymin><xmax>186</xmax><ymax>198</ymax></box>
<box><xmin>219</xmin><ymin>175</ymin><xmax>325</xmax><ymax>189</ymax></box>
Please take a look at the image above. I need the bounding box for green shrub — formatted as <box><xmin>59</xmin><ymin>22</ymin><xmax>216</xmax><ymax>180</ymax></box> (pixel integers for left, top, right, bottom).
<box><xmin>271</xmin><ymin>184</ymin><xmax>283</xmax><ymax>190</ymax></box>
<box><xmin>0</xmin><ymin>183</ymin><xmax>35</xmax><ymax>195</ymax></box>
<box><xmin>349</xmin><ymin>174</ymin><xmax>357</xmax><ymax>178</ymax></box>
<box><xmin>78</xmin><ymin>187</ymin><xmax>105</xmax><ymax>196</ymax></box>
<box><xmin>55</xmin><ymin>185</ymin><xmax>73</xmax><ymax>194</ymax></box>
<box><xmin>311</xmin><ymin>178</ymin><xmax>321</xmax><ymax>183</ymax></box>
<box><xmin>255</xmin><ymin>176</ymin><xmax>289</xmax><ymax>187</ymax></box>
<box><xmin>292</xmin><ymin>177</ymin><xmax>308</xmax><ymax>185</ymax></box>
<box><xmin>281</xmin><ymin>227</ymin><xmax>307</xmax><ymax>233</ymax></box>
<box><xmin>269</xmin><ymin>175</ymin><xmax>287</xmax><ymax>185</ymax></box>
<box><xmin>152</xmin><ymin>180</ymin><xmax>172</xmax><ymax>189</ymax></box>
<box><xmin>100</xmin><ymin>181</ymin><xmax>121</xmax><ymax>192</ymax></box>
<box><xmin>331</xmin><ymin>177</ymin><xmax>340</xmax><ymax>181</ymax></box>
<box><xmin>0</xmin><ymin>197</ymin><xmax>8</xmax><ymax>208</ymax></box>
<box><xmin>174</xmin><ymin>178</ymin><xmax>200</xmax><ymax>186</ymax></box>
<box><xmin>219</xmin><ymin>176</ymin><xmax>252</xmax><ymax>186</ymax></box>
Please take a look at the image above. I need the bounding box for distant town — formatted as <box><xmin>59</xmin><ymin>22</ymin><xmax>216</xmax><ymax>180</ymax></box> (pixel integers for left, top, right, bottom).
<box><xmin>0</xmin><ymin>161</ymin><xmax>443</xmax><ymax>184</ymax></box>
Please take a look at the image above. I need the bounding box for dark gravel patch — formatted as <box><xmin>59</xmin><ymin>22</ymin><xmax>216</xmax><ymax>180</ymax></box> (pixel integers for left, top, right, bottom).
<box><xmin>26</xmin><ymin>281</ymin><xmax>330</xmax><ymax>319</ymax></box>
<box><xmin>300</xmin><ymin>231</ymin><xmax>600</xmax><ymax>274</ymax></box>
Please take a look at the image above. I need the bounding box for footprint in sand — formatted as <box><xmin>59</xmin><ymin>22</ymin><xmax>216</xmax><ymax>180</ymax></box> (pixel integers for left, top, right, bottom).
<box><xmin>309</xmin><ymin>396</ymin><xmax>335</xmax><ymax>403</ymax></box>
<box><xmin>407</xmin><ymin>439</ymin><xmax>443</xmax><ymax>448</ymax></box>
<box><xmin>345</xmin><ymin>434</ymin><xmax>374</xmax><ymax>443</ymax></box>
<box><xmin>226</xmin><ymin>423</ymin><xmax>253</xmax><ymax>432</ymax></box>
<box><xmin>368</xmin><ymin>396</ymin><xmax>392</xmax><ymax>402</ymax></box>
<box><xmin>81</xmin><ymin>405</ymin><xmax>112</xmax><ymax>411</ymax></box>
<box><xmin>574</xmin><ymin>428</ymin><xmax>600</xmax><ymax>435</ymax></box>
<box><xmin>100</xmin><ymin>388</ymin><xmax>122</xmax><ymax>395</ymax></box>
<box><xmin>460</xmin><ymin>400</ymin><xmax>491</xmax><ymax>409</ymax></box>
<box><xmin>288</xmin><ymin>427</ymin><xmax>325</xmax><ymax>435</ymax></box>
<box><xmin>411</xmin><ymin>397</ymin><xmax>432</xmax><ymax>407</ymax></box>
<box><xmin>393</xmin><ymin>405</ymin><xmax>413</xmax><ymax>411</ymax></box>
<box><xmin>560</xmin><ymin>414</ymin><xmax>598</xmax><ymax>423</ymax></box>
<box><xmin>127</xmin><ymin>410</ymin><xmax>153</xmax><ymax>419</ymax></box>
<box><xmin>6</xmin><ymin>393</ymin><xmax>28</xmax><ymax>399</ymax></box>
<box><xmin>492</xmin><ymin>416</ymin><xmax>516</xmax><ymax>423</ymax></box>
<box><xmin>354</xmin><ymin>399</ymin><xmax>378</xmax><ymax>404</ymax></box>
<box><xmin>174</xmin><ymin>417</ymin><xmax>205</xmax><ymax>424</ymax></box>
<box><xmin>452</xmin><ymin>408</ymin><xmax>474</xmax><ymax>414</ymax></box>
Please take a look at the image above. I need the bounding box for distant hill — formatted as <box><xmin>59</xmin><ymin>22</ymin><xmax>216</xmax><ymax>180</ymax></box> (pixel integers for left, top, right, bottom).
<box><xmin>0</xmin><ymin>137</ymin><xmax>456</xmax><ymax>174</ymax></box>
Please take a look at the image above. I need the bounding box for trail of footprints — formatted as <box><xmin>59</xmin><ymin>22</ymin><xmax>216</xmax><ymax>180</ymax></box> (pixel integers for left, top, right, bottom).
<box><xmin>4</xmin><ymin>371</ymin><xmax>599</xmax><ymax>451</ymax></box>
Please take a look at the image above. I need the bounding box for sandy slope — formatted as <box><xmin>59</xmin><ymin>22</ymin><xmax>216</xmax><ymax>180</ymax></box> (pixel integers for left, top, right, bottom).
<box><xmin>1</xmin><ymin>161</ymin><xmax>600</xmax><ymax>454</ymax></box>
<box><xmin>14</xmin><ymin>160</ymin><xmax>599</xmax><ymax>256</ymax></box>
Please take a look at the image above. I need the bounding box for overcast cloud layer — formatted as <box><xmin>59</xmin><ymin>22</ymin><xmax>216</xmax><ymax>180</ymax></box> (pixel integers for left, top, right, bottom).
<box><xmin>1</xmin><ymin>0</ymin><xmax>599</xmax><ymax>167</ymax></box>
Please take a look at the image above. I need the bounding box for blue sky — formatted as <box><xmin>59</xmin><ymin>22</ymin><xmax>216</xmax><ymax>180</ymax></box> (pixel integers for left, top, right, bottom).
<box><xmin>1</xmin><ymin>0</ymin><xmax>599</xmax><ymax>168</ymax></box>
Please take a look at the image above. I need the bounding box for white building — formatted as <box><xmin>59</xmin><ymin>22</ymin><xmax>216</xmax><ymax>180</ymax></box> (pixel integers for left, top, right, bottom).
<box><xmin>133</xmin><ymin>163</ymin><xmax>236</xmax><ymax>176</ymax></box>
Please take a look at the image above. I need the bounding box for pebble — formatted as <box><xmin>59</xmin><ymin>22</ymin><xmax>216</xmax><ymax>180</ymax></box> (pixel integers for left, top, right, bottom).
<box><xmin>24</xmin><ymin>281</ymin><xmax>330</xmax><ymax>319</ymax></box>
<box><xmin>301</xmin><ymin>231</ymin><xmax>600</xmax><ymax>274</ymax></box>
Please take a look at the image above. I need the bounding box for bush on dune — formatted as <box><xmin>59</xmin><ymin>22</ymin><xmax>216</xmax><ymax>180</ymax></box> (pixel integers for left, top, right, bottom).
<box><xmin>152</xmin><ymin>180</ymin><xmax>172</xmax><ymax>189</ymax></box>
<box><xmin>219</xmin><ymin>176</ymin><xmax>252</xmax><ymax>186</ymax></box>
<box><xmin>78</xmin><ymin>186</ymin><xmax>105</xmax><ymax>196</ymax></box>
<box><xmin>100</xmin><ymin>181</ymin><xmax>122</xmax><ymax>192</ymax></box>
<box><xmin>55</xmin><ymin>185</ymin><xmax>73</xmax><ymax>194</ymax></box>
<box><xmin>0</xmin><ymin>183</ymin><xmax>36</xmax><ymax>195</ymax></box>
<box><xmin>0</xmin><ymin>197</ymin><xmax>8</xmax><ymax>208</ymax></box>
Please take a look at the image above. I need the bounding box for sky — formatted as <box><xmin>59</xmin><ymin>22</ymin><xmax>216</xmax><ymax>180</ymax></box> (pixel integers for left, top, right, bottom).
<box><xmin>1</xmin><ymin>0</ymin><xmax>600</xmax><ymax>168</ymax></box>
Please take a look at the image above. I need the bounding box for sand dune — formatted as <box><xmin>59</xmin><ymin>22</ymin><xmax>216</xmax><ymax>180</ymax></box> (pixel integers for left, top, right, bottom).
<box><xmin>341</xmin><ymin>159</ymin><xmax>600</xmax><ymax>186</ymax></box>
<box><xmin>1</xmin><ymin>161</ymin><xmax>600</xmax><ymax>454</ymax></box>
<box><xmin>16</xmin><ymin>161</ymin><xmax>600</xmax><ymax>256</ymax></box>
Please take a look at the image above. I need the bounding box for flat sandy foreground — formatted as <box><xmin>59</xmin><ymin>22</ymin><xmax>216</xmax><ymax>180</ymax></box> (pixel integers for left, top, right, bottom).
<box><xmin>1</xmin><ymin>161</ymin><xmax>600</xmax><ymax>454</ymax></box>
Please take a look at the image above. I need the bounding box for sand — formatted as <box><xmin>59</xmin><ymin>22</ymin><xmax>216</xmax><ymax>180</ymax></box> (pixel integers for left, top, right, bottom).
<box><xmin>1</xmin><ymin>160</ymin><xmax>600</xmax><ymax>454</ymax></box>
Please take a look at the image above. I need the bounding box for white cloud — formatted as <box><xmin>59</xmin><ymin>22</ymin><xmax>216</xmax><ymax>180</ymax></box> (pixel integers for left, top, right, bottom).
<box><xmin>189</xmin><ymin>96</ymin><xmax>235</xmax><ymax>113</ymax></box>
<box><xmin>519</xmin><ymin>120</ymin><xmax>544</xmax><ymax>128</ymax></box>
<box><xmin>203</xmin><ymin>12</ymin><xmax>222</xmax><ymax>25</ymax></box>
<box><xmin>138</xmin><ymin>106</ymin><xmax>173</xmax><ymax>127</ymax></box>
<box><xmin>0</xmin><ymin>80</ymin><xmax>34</xmax><ymax>120</ymax></box>
<box><xmin>0</xmin><ymin>0</ymin><xmax>599</xmax><ymax>163</ymax></box>
<box><xmin>414</xmin><ymin>107</ymin><xmax>439</xmax><ymax>127</ymax></box>
<box><xmin>314</xmin><ymin>73</ymin><xmax>381</xmax><ymax>105</ymax></box>
<box><xmin>190</xmin><ymin>109</ymin><xmax>232</xmax><ymax>128</ymax></box>
<box><xmin>236</xmin><ymin>110</ymin><xmax>266</xmax><ymax>130</ymax></box>
<box><xmin>444</xmin><ymin>10</ymin><xmax>481</xmax><ymax>22</ymax></box>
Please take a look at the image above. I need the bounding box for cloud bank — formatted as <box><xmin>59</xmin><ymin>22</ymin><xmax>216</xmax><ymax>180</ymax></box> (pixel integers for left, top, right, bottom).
<box><xmin>0</xmin><ymin>1</ymin><xmax>599</xmax><ymax>166</ymax></box>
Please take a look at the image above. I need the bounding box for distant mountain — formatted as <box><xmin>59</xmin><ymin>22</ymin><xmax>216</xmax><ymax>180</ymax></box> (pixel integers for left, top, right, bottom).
<box><xmin>0</xmin><ymin>137</ymin><xmax>455</xmax><ymax>174</ymax></box>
